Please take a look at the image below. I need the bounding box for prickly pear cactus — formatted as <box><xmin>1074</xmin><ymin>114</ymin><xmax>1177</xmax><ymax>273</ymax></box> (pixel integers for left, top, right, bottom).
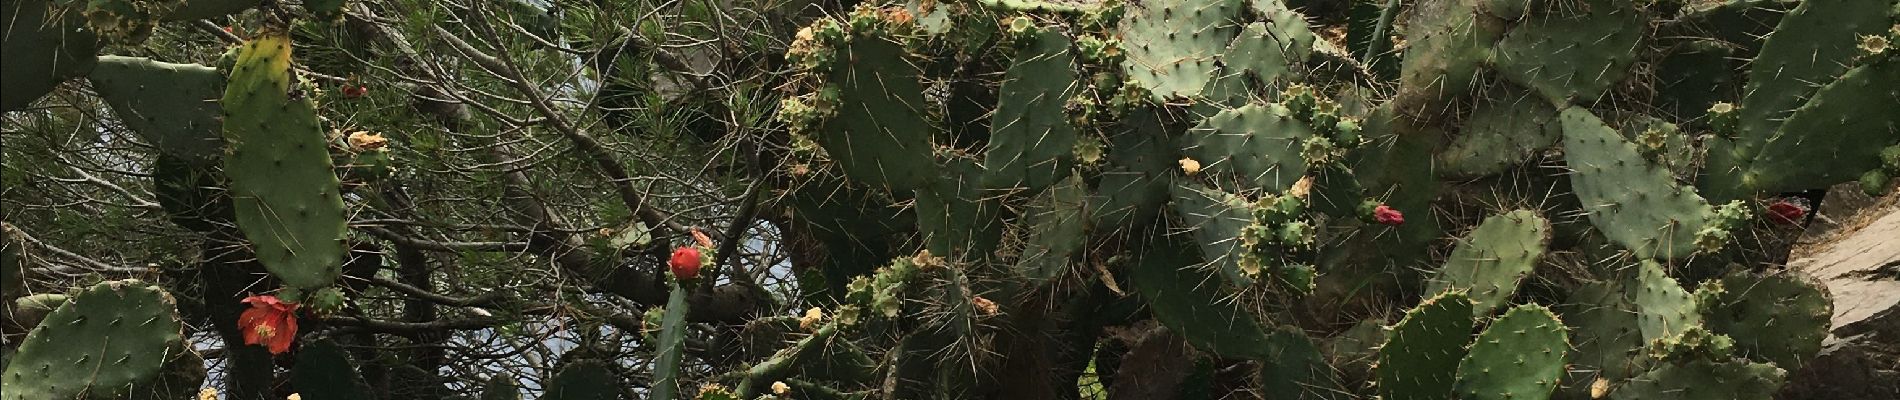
<box><xmin>1</xmin><ymin>280</ymin><xmax>186</xmax><ymax>400</ymax></box>
<box><xmin>88</xmin><ymin>56</ymin><xmax>226</xmax><ymax>163</ymax></box>
<box><xmin>2</xmin><ymin>0</ymin><xmax>101</xmax><ymax>112</ymax></box>
<box><xmin>1453</xmin><ymin>304</ymin><xmax>1568</xmax><ymax>400</ymax></box>
<box><xmin>1377</xmin><ymin>291</ymin><xmax>1474</xmax><ymax>400</ymax></box>
<box><xmin>220</xmin><ymin>32</ymin><xmax>350</xmax><ymax>291</ymax></box>
<box><xmin>1424</xmin><ymin>210</ymin><xmax>1550</xmax><ymax>316</ymax></box>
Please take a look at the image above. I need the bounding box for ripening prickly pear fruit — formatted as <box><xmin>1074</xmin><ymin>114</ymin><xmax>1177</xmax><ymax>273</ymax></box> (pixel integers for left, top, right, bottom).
<box><xmin>670</xmin><ymin>247</ymin><xmax>702</xmax><ymax>280</ymax></box>
<box><xmin>1376</xmin><ymin>205</ymin><xmax>1405</xmax><ymax>226</ymax></box>
<box><xmin>1765</xmin><ymin>199</ymin><xmax>1808</xmax><ymax>226</ymax></box>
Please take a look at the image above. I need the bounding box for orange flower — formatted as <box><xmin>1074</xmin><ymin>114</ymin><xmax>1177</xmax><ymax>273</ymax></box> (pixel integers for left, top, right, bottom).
<box><xmin>238</xmin><ymin>295</ymin><xmax>299</xmax><ymax>354</ymax></box>
<box><xmin>690</xmin><ymin>227</ymin><xmax>715</xmax><ymax>249</ymax></box>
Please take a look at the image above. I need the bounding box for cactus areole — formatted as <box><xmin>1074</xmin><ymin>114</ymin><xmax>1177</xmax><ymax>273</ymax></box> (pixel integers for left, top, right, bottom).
<box><xmin>670</xmin><ymin>246</ymin><xmax>703</xmax><ymax>280</ymax></box>
<box><xmin>239</xmin><ymin>295</ymin><xmax>299</xmax><ymax>354</ymax></box>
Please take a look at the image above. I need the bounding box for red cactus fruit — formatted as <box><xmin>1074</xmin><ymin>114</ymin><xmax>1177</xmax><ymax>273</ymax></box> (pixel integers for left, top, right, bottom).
<box><xmin>1374</xmin><ymin>204</ymin><xmax>1405</xmax><ymax>226</ymax></box>
<box><xmin>341</xmin><ymin>85</ymin><xmax>368</xmax><ymax>98</ymax></box>
<box><xmin>670</xmin><ymin>247</ymin><xmax>703</xmax><ymax>280</ymax></box>
<box><xmin>1766</xmin><ymin>200</ymin><xmax>1807</xmax><ymax>226</ymax></box>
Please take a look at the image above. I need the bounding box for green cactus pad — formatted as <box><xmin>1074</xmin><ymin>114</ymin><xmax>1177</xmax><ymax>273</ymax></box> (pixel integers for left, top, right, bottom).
<box><xmin>818</xmin><ymin>33</ymin><xmax>938</xmax><ymax>192</ymax></box>
<box><xmin>1170</xmin><ymin>183</ymin><xmax>1256</xmax><ymax>287</ymax></box>
<box><xmin>1711</xmin><ymin>58</ymin><xmax>1900</xmax><ymax>195</ymax></box>
<box><xmin>1118</xmin><ymin>0</ymin><xmax>1245</xmax><ymax>101</ymax></box>
<box><xmin>917</xmin><ymin>156</ymin><xmax>1005</xmax><ymax>261</ymax></box>
<box><xmin>1015</xmin><ymin>175</ymin><xmax>1088</xmax><ymax>282</ymax></box>
<box><xmin>545</xmin><ymin>359</ymin><xmax>620</xmax><ymax>400</ymax></box>
<box><xmin>221</xmin><ymin>33</ymin><xmax>350</xmax><ymax>290</ymax></box>
<box><xmin>1131</xmin><ymin>237</ymin><xmax>1273</xmax><ymax>359</ymax></box>
<box><xmin>1702</xmin><ymin>0</ymin><xmax>1895</xmax><ymax>199</ymax></box>
<box><xmin>79</xmin><ymin>0</ymin><xmax>180</xmax><ymax>43</ymax></box>
<box><xmin>1631</xmin><ymin>260</ymin><xmax>1701</xmax><ymax>343</ymax></box>
<box><xmin>1658</xmin><ymin>0</ymin><xmax>1798</xmax><ymax>58</ymax></box>
<box><xmin>1453</xmin><ymin>304</ymin><xmax>1568</xmax><ymax>400</ymax></box>
<box><xmin>2</xmin><ymin>0</ymin><xmax>102</xmax><ymax>112</ymax></box>
<box><xmin>1259</xmin><ymin>325</ymin><xmax>1347</xmax><ymax>399</ymax></box>
<box><xmin>1618</xmin><ymin>115</ymin><xmax>1699</xmax><ymax>179</ymax></box>
<box><xmin>1736</xmin><ymin>0</ymin><xmax>1891</xmax><ymax>144</ymax></box>
<box><xmin>1703</xmin><ymin>271</ymin><xmax>1831</xmax><ymax>371</ymax></box>
<box><xmin>88</xmin><ymin>56</ymin><xmax>226</xmax><ymax>163</ymax></box>
<box><xmin>985</xmin><ymin>29</ymin><xmax>1079</xmax><ymax>194</ymax></box>
<box><xmin>1394</xmin><ymin>0</ymin><xmax>1505</xmax><ymax>114</ymax></box>
<box><xmin>292</xmin><ymin>339</ymin><xmax>374</xmax><ymax>400</ymax></box>
<box><xmin>1490</xmin><ymin>0</ymin><xmax>1645</xmax><ymax>103</ymax></box>
<box><xmin>1609</xmin><ymin>359</ymin><xmax>1785</xmax><ymax>400</ymax></box>
<box><xmin>652</xmin><ymin>284</ymin><xmax>690</xmax><ymax>400</ymax></box>
<box><xmin>1377</xmin><ymin>290</ymin><xmax>1475</xmax><ymax>400</ymax></box>
<box><xmin>1425</xmin><ymin>210</ymin><xmax>1551</xmax><ymax>317</ymax></box>
<box><xmin>1182</xmin><ymin>103</ymin><xmax>1315</xmax><ymax>192</ymax></box>
<box><xmin>1091</xmin><ymin>109</ymin><xmax>1177</xmax><ymax>230</ymax></box>
<box><xmin>1560</xmin><ymin>107</ymin><xmax>1714</xmax><ymax>260</ymax></box>
<box><xmin>1222</xmin><ymin>1</ymin><xmax>1316</xmax><ymax>87</ymax></box>
<box><xmin>2</xmin><ymin>280</ymin><xmax>185</xmax><ymax>400</ymax></box>
<box><xmin>1653</xmin><ymin>40</ymin><xmax>1742</xmax><ymax>120</ymax></box>
<box><xmin>1556</xmin><ymin>281</ymin><xmax>1645</xmax><ymax>399</ymax></box>
<box><xmin>1436</xmin><ymin>85</ymin><xmax>1560</xmax><ymax>178</ymax></box>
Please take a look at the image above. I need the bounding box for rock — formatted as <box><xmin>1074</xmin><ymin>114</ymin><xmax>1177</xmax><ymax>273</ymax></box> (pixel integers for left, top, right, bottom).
<box><xmin>1793</xmin><ymin>210</ymin><xmax>1900</xmax><ymax>337</ymax></box>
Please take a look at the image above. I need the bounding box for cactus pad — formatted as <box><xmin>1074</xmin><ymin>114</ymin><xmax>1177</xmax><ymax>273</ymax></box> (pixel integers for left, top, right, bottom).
<box><xmin>1561</xmin><ymin>107</ymin><xmax>1714</xmax><ymax>259</ymax></box>
<box><xmin>1453</xmin><ymin>304</ymin><xmax>1568</xmax><ymax>400</ymax></box>
<box><xmin>545</xmin><ymin>359</ymin><xmax>620</xmax><ymax>400</ymax></box>
<box><xmin>985</xmin><ymin>28</ymin><xmax>1079</xmax><ymax>194</ymax></box>
<box><xmin>1609</xmin><ymin>359</ymin><xmax>1785</xmax><ymax>400</ymax></box>
<box><xmin>1090</xmin><ymin>109</ymin><xmax>1177</xmax><ymax>229</ymax></box>
<box><xmin>2</xmin><ymin>0</ymin><xmax>102</xmax><ymax>111</ymax></box>
<box><xmin>1702</xmin><ymin>0</ymin><xmax>1896</xmax><ymax>199</ymax></box>
<box><xmin>819</xmin><ymin>34</ymin><xmax>939</xmax><ymax>192</ymax></box>
<box><xmin>1222</xmin><ymin>1</ymin><xmax>1316</xmax><ymax>87</ymax></box>
<box><xmin>1556</xmin><ymin>281</ymin><xmax>1645</xmax><ymax>398</ymax></box>
<box><xmin>1425</xmin><ymin>210</ymin><xmax>1550</xmax><ymax>316</ymax></box>
<box><xmin>1377</xmin><ymin>290</ymin><xmax>1475</xmax><ymax>400</ymax></box>
<box><xmin>221</xmin><ymin>33</ymin><xmax>350</xmax><ymax>290</ymax></box>
<box><xmin>1394</xmin><ymin>0</ymin><xmax>1505</xmax><ymax>114</ymax></box>
<box><xmin>1631</xmin><ymin>260</ymin><xmax>1701</xmax><ymax>343</ymax></box>
<box><xmin>1436</xmin><ymin>86</ymin><xmax>1560</xmax><ymax>178</ymax></box>
<box><xmin>1259</xmin><ymin>325</ymin><xmax>1346</xmax><ymax>399</ymax></box>
<box><xmin>89</xmin><ymin>56</ymin><xmax>226</xmax><ymax>163</ymax></box>
<box><xmin>1703</xmin><ymin>271</ymin><xmax>1831</xmax><ymax>371</ymax></box>
<box><xmin>1182</xmin><ymin>103</ymin><xmax>1315</xmax><ymax>192</ymax></box>
<box><xmin>1132</xmin><ymin>237</ymin><xmax>1272</xmax><ymax>359</ymax></box>
<box><xmin>1711</xmin><ymin>58</ymin><xmax>1900</xmax><ymax>195</ymax></box>
<box><xmin>291</xmin><ymin>339</ymin><xmax>374</xmax><ymax>399</ymax></box>
<box><xmin>1118</xmin><ymin>0</ymin><xmax>1244</xmax><ymax>101</ymax></box>
<box><xmin>2</xmin><ymin>280</ymin><xmax>185</xmax><ymax>400</ymax></box>
<box><xmin>1015</xmin><ymin>175</ymin><xmax>1088</xmax><ymax>282</ymax></box>
<box><xmin>1170</xmin><ymin>183</ymin><xmax>1256</xmax><ymax>287</ymax></box>
<box><xmin>916</xmin><ymin>157</ymin><xmax>1005</xmax><ymax>260</ymax></box>
<box><xmin>1490</xmin><ymin>0</ymin><xmax>1645</xmax><ymax>103</ymax></box>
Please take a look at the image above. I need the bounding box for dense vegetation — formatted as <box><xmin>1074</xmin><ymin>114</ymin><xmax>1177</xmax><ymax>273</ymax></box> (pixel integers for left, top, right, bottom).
<box><xmin>3</xmin><ymin>0</ymin><xmax>1897</xmax><ymax>399</ymax></box>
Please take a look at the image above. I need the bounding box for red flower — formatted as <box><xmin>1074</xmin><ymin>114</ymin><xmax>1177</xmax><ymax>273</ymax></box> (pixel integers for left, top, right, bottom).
<box><xmin>1766</xmin><ymin>200</ymin><xmax>1807</xmax><ymax>226</ymax></box>
<box><xmin>670</xmin><ymin>247</ymin><xmax>702</xmax><ymax>280</ymax></box>
<box><xmin>340</xmin><ymin>85</ymin><xmax>368</xmax><ymax>99</ymax></box>
<box><xmin>1374</xmin><ymin>204</ymin><xmax>1405</xmax><ymax>226</ymax></box>
<box><xmin>238</xmin><ymin>295</ymin><xmax>299</xmax><ymax>354</ymax></box>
